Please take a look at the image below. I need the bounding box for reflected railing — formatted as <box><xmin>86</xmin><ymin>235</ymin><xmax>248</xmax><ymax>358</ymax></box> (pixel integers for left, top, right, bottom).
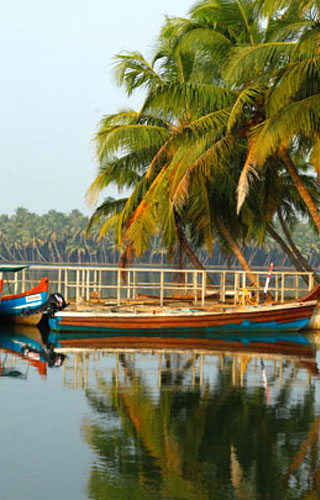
<box><xmin>56</xmin><ymin>333</ymin><xmax>319</xmax><ymax>394</ymax></box>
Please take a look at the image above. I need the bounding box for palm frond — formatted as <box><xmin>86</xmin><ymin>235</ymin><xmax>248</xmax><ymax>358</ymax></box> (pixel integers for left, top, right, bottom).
<box><xmin>141</xmin><ymin>82</ymin><xmax>236</xmax><ymax>118</ymax></box>
<box><xmin>113</xmin><ymin>51</ymin><xmax>163</xmax><ymax>95</ymax></box>
<box><xmin>95</xmin><ymin>124</ymin><xmax>171</xmax><ymax>161</ymax></box>
<box><xmin>86</xmin><ymin>153</ymin><xmax>148</xmax><ymax>206</ymax></box>
<box><xmin>293</xmin><ymin>24</ymin><xmax>320</xmax><ymax>59</ymax></box>
<box><xmin>86</xmin><ymin>197</ymin><xmax>127</xmax><ymax>236</ymax></box>
<box><xmin>123</xmin><ymin>168</ymin><xmax>170</xmax><ymax>255</ymax></box>
<box><xmin>188</xmin><ymin>173</ymin><xmax>214</xmax><ymax>253</ymax></box>
<box><xmin>251</xmin><ymin>93</ymin><xmax>320</xmax><ymax>164</ymax></box>
<box><xmin>227</xmin><ymin>85</ymin><xmax>266</xmax><ymax>132</ymax></box>
<box><xmin>184</xmin><ymin>108</ymin><xmax>231</xmax><ymax>138</ymax></box>
<box><xmin>98</xmin><ymin>214</ymin><xmax>121</xmax><ymax>240</ymax></box>
<box><xmin>174</xmin><ymin>27</ymin><xmax>233</xmax><ymax>67</ymax></box>
<box><xmin>267</xmin><ymin>56</ymin><xmax>320</xmax><ymax>116</ymax></box>
<box><xmin>237</xmin><ymin>145</ymin><xmax>260</xmax><ymax>213</ymax></box>
<box><xmin>225</xmin><ymin>41</ymin><xmax>296</xmax><ymax>86</ymax></box>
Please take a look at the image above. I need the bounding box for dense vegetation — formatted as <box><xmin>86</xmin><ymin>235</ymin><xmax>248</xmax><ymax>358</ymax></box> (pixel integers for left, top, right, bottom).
<box><xmin>86</xmin><ymin>0</ymin><xmax>320</xmax><ymax>277</ymax></box>
<box><xmin>1</xmin><ymin>207</ymin><xmax>320</xmax><ymax>269</ymax></box>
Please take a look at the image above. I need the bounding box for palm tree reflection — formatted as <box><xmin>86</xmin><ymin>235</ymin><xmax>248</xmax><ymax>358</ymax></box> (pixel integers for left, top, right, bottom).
<box><xmin>80</xmin><ymin>343</ymin><xmax>320</xmax><ymax>499</ymax></box>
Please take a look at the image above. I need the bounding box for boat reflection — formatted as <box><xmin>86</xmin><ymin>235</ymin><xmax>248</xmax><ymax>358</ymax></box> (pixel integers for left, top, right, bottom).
<box><xmin>49</xmin><ymin>330</ymin><xmax>319</xmax><ymax>387</ymax></box>
<box><xmin>56</xmin><ymin>330</ymin><xmax>320</xmax><ymax>499</ymax></box>
<box><xmin>0</xmin><ymin>325</ymin><xmax>66</xmax><ymax>377</ymax></box>
<box><xmin>10</xmin><ymin>328</ymin><xmax>319</xmax><ymax>498</ymax></box>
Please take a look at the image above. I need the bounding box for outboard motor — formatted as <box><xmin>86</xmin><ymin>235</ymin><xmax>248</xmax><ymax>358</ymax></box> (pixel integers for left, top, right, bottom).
<box><xmin>43</xmin><ymin>293</ymin><xmax>69</xmax><ymax>318</ymax></box>
<box><xmin>23</xmin><ymin>292</ymin><xmax>69</xmax><ymax>319</ymax></box>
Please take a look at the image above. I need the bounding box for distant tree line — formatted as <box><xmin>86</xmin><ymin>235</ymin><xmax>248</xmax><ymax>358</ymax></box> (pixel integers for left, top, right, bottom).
<box><xmin>0</xmin><ymin>207</ymin><xmax>319</xmax><ymax>269</ymax></box>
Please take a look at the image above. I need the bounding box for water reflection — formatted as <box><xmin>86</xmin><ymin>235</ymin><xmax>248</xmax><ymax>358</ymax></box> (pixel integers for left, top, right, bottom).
<box><xmin>49</xmin><ymin>331</ymin><xmax>320</xmax><ymax>499</ymax></box>
<box><xmin>0</xmin><ymin>325</ymin><xmax>66</xmax><ymax>377</ymax></box>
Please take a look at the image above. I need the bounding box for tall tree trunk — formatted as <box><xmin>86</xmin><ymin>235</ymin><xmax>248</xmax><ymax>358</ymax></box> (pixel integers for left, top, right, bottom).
<box><xmin>173</xmin><ymin>209</ymin><xmax>214</xmax><ymax>285</ymax></box>
<box><xmin>280</xmin><ymin>147</ymin><xmax>320</xmax><ymax>232</ymax></box>
<box><xmin>277</xmin><ymin>209</ymin><xmax>320</xmax><ymax>283</ymax></box>
<box><xmin>216</xmin><ymin>217</ymin><xmax>257</xmax><ymax>286</ymax></box>
<box><xmin>267</xmin><ymin>224</ymin><xmax>309</xmax><ymax>284</ymax></box>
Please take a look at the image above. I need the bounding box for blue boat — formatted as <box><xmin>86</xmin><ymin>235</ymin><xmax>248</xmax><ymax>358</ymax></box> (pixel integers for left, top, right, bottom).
<box><xmin>0</xmin><ymin>265</ymin><xmax>49</xmax><ymax>325</ymax></box>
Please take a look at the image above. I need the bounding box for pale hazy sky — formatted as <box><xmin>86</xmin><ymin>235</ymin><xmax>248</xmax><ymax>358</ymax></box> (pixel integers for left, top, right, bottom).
<box><xmin>0</xmin><ymin>0</ymin><xmax>189</xmax><ymax>216</ymax></box>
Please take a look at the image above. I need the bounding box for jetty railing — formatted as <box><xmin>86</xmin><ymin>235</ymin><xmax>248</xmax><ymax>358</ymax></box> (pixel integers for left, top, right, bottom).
<box><xmin>1</xmin><ymin>265</ymin><xmax>315</xmax><ymax>306</ymax></box>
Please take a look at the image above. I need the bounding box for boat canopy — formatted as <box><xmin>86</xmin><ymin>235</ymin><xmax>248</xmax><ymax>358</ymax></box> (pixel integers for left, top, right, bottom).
<box><xmin>0</xmin><ymin>265</ymin><xmax>30</xmax><ymax>273</ymax></box>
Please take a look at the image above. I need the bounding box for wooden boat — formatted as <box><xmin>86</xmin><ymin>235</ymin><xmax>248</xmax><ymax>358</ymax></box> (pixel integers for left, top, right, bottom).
<box><xmin>48</xmin><ymin>291</ymin><xmax>320</xmax><ymax>334</ymax></box>
<box><xmin>0</xmin><ymin>265</ymin><xmax>49</xmax><ymax>325</ymax></box>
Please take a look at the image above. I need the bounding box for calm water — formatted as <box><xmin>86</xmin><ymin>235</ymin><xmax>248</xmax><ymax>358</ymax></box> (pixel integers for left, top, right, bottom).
<box><xmin>1</xmin><ymin>327</ymin><xmax>320</xmax><ymax>499</ymax></box>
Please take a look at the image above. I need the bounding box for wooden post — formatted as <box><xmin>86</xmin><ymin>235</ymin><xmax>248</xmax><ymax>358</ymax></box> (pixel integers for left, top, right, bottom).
<box><xmin>117</xmin><ymin>269</ymin><xmax>121</xmax><ymax>306</ymax></box>
<box><xmin>242</xmin><ymin>271</ymin><xmax>246</xmax><ymax>291</ymax></box>
<box><xmin>309</xmin><ymin>273</ymin><xmax>314</xmax><ymax>291</ymax></box>
<box><xmin>281</xmin><ymin>273</ymin><xmax>285</xmax><ymax>303</ymax></box>
<box><xmin>93</xmin><ymin>269</ymin><xmax>97</xmax><ymax>291</ymax></box>
<box><xmin>86</xmin><ymin>269</ymin><xmax>90</xmax><ymax>302</ymax></box>
<box><xmin>133</xmin><ymin>271</ymin><xmax>136</xmax><ymax>300</ymax></box>
<box><xmin>127</xmin><ymin>271</ymin><xmax>131</xmax><ymax>300</ymax></box>
<box><xmin>99</xmin><ymin>270</ymin><xmax>102</xmax><ymax>299</ymax></box>
<box><xmin>201</xmin><ymin>271</ymin><xmax>205</xmax><ymax>307</ymax></box>
<box><xmin>80</xmin><ymin>269</ymin><xmax>85</xmax><ymax>297</ymax></box>
<box><xmin>76</xmin><ymin>269</ymin><xmax>80</xmax><ymax>305</ymax></box>
<box><xmin>234</xmin><ymin>273</ymin><xmax>240</xmax><ymax>304</ymax></box>
<box><xmin>275</xmin><ymin>274</ymin><xmax>279</xmax><ymax>303</ymax></box>
<box><xmin>193</xmin><ymin>272</ymin><xmax>198</xmax><ymax>306</ymax></box>
<box><xmin>160</xmin><ymin>271</ymin><xmax>164</xmax><ymax>307</ymax></box>
<box><xmin>57</xmin><ymin>267</ymin><xmax>62</xmax><ymax>294</ymax></box>
<box><xmin>295</xmin><ymin>274</ymin><xmax>299</xmax><ymax>299</ymax></box>
<box><xmin>65</xmin><ymin>269</ymin><xmax>68</xmax><ymax>303</ymax></box>
<box><xmin>221</xmin><ymin>271</ymin><xmax>226</xmax><ymax>303</ymax></box>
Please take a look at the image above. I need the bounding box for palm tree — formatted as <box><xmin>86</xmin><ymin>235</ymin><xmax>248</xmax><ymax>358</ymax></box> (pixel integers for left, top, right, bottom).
<box><xmin>87</xmin><ymin>22</ymin><xmax>260</xmax><ymax>278</ymax></box>
<box><xmin>217</xmin><ymin>0</ymin><xmax>320</xmax><ymax>230</ymax></box>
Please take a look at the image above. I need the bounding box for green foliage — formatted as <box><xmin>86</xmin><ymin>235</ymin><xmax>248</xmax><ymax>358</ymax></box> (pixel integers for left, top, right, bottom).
<box><xmin>87</xmin><ymin>0</ymin><xmax>320</xmax><ymax>273</ymax></box>
<box><xmin>1</xmin><ymin>207</ymin><xmax>320</xmax><ymax>268</ymax></box>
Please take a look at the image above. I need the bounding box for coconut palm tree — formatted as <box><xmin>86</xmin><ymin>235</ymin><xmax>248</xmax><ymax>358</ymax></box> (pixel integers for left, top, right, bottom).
<box><xmin>88</xmin><ymin>23</ymin><xmax>262</xmax><ymax>277</ymax></box>
<box><xmin>216</xmin><ymin>0</ymin><xmax>320</xmax><ymax>230</ymax></box>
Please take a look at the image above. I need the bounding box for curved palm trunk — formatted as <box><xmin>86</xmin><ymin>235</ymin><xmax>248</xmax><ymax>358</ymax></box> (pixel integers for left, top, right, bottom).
<box><xmin>277</xmin><ymin>209</ymin><xmax>320</xmax><ymax>283</ymax></box>
<box><xmin>280</xmin><ymin>147</ymin><xmax>320</xmax><ymax>232</ymax></box>
<box><xmin>215</xmin><ymin>217</ymin><xmax>256</xmax><ymax>286</ymax></box>
<box><xmin>266</xmin><ymin>224</ymin><xmax>309</xmax><ymax>284</ymax></box>
<box><xmin>173</xmin><ymin>209</ymin><xmax>214</xmax><ymax>286</ymax></box>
